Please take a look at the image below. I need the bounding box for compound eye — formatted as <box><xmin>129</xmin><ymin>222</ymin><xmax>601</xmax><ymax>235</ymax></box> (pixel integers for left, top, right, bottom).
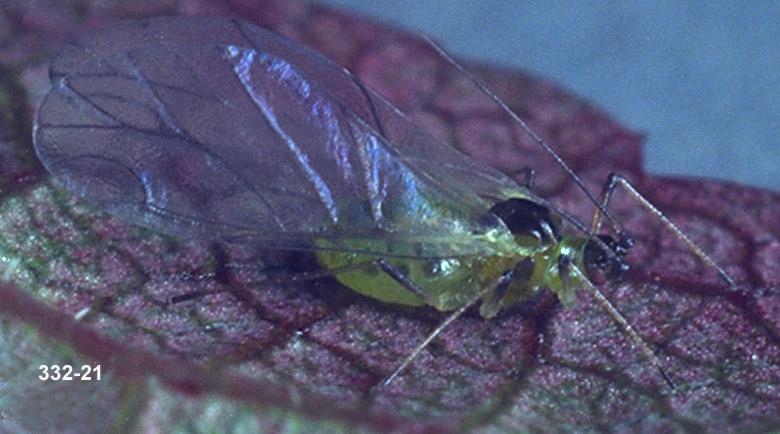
<box><xmin>488</xmin><ymin>198</ymin><xmax>560</xmax><ymax>243</ymax></box>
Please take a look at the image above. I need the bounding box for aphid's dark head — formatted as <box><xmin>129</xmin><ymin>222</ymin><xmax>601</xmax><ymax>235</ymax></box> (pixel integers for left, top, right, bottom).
<box><xmin>584</xmin><ymin>233</ymin><xmax>634</xmax><ymax>281</ymax></box>
<box><xmin>488</xmin><ymin>198</ymin><xmax>561</xmax><ymax>244</ymax></box>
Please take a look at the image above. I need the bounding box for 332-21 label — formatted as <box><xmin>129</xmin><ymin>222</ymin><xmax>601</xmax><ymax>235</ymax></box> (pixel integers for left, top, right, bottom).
<box><xmin>38</xmin><ymin>364</ymin><xmax>101</xmax><ymax>381</ymax></box>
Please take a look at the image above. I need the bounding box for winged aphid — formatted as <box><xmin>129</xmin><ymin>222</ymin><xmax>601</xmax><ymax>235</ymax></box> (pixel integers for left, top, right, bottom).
<box><xmin>32</xmin><ymin>16</ymin><xmax>736</xmax><ymax>390</ymax></box>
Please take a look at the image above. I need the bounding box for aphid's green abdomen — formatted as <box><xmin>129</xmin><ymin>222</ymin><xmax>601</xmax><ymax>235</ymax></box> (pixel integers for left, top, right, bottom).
<box><xmin>317</xmin><ymin>235</ymin><xmax>589</xmax><ymax>316</ymax></box>
<box><xmin>316</xmin><ymin>248</ymin><xmax>514</xmax><ymax>312</ymax></box>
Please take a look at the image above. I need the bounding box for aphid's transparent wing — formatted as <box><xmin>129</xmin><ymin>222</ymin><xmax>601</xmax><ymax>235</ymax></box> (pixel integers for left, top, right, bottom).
<box><xmin>45</xmin><ymin>17</ymin><xmax>525</xmax><ymax>204</ymax></box>
<box><xmin>34</xmin><ymin>17</ymin><xmax>528</xmax><ymax>258</ymax></box>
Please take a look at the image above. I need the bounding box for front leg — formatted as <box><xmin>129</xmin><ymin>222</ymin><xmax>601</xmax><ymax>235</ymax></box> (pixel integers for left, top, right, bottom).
<box><xmin>590</xmin><ymin>173</ymin><xmax>735</xmax><ymax>289</ymax></box>
<box><xmin>558</xmin><ymin>254</ymin><xmax>676</xmax><ymax>389</ymax></box>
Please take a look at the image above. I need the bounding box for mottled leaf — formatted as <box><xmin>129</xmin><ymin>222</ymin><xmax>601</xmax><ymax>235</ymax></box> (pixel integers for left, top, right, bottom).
<box><xmin>0</xmin><ymin>0</ymin><xmax>777</xmax><ymax>433</ymax></box>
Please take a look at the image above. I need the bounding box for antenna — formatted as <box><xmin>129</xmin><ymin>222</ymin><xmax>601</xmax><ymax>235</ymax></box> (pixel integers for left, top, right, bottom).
<box><xmin>421</xmin><ymin>35</ymin><xmax>625</xmax><ymax>236</ymax></box>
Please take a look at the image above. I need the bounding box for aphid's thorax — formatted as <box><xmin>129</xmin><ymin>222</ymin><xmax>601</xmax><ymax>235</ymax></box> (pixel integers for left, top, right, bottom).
<box><xmin>479</xmin><ymin>198</ymin><xmax>587</xmax><ymax>317</ymax></box>
<box><xmin>512</xmin><ymin>235</ymin><xmax>588</xmax><ymax>310</ymax></box>
<box><xmin>479</xmin><ymin>199</ymin><xmax>635</xmax><ymax>317</ymax></box>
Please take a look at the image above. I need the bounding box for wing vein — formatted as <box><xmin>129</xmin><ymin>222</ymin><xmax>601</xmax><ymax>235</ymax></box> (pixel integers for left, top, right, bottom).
<box><xmin>229</xmin><ymin>47</ymin><xmax>339</xmax><ymax>224</ymax></box>
<box><xmin>130</xmin><ymin>49</ymin><xmax>289</xmax><ymax>230</ymax></box>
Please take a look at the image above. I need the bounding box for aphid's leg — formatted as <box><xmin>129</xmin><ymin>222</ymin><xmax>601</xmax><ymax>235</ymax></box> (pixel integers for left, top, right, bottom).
<box><xmin>481</xmin><ymin>257</ymin><xmax>535</xmax><ymax>318</ymax></box>
<box><xmin>590</xmin><ymin>173</ymin><xmax>736</xmax><ymax>289</ymax></box>
<box><xmin>375</xmin><ymin>270</ymin><xmax>515</xmax><ymax>390</ymax></box>
<box><xmin>559</xmin><ymin>255</ymin><xmax>677</xmax><ymax>389</ymax></box>
<box><xmin>76</xmin><ymin>267</ymin><xmax>208</xmax><ymax>320</ymax></box>
<box><xmin>375</xmin><ymin>258</ymin><xmax>435</xmax><ymax>304</ymax></box>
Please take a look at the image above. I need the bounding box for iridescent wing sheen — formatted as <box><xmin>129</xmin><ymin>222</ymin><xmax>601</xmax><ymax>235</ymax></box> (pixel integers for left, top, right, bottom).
<box><xmin>34</xmin><ymin>16</ymin><xmax>533</xmax><ymax>258</ymax></box>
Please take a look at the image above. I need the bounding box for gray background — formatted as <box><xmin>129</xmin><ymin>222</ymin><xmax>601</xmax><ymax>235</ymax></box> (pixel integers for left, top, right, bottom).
<box><xmin>316</xmin><ymin>0</ymin><xmax>779</xmax><ymax>191</ymax></box>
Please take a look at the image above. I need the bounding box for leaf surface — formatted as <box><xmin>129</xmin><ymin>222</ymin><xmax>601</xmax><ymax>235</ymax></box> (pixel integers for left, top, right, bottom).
<box><xmin>0</xmin><ymin>1</ymin><xmax>777</xmax><ymax>432</ymax></box>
